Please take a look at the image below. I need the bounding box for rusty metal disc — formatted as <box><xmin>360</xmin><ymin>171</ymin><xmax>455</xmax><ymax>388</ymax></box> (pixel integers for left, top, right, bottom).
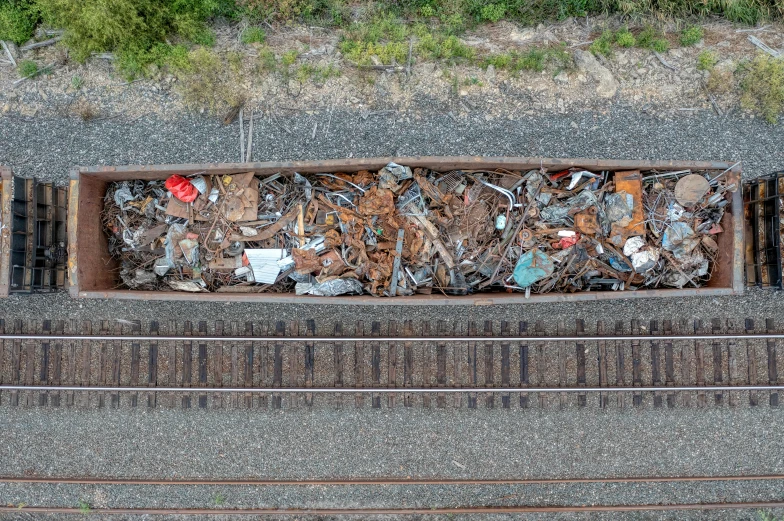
<box><xmin>674</xmin><ymin>174</ymin><xmax>710</xmax><ymax>207</ymax></box>
<box><xmin>223</xmin><ymin>195</ymin><xmax>245</xmax><ymax>221</ymax></box>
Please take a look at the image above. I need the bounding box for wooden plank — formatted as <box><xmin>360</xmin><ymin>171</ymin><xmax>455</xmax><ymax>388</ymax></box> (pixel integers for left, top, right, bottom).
<box><xmin>355</xmin><ymin>321</ymin><xmax>365</xmax><ymax>409</ymax></box>
<box><xmin>452</xmin><ymin>321</ymin><xmax>461</xmax><ymax>409</ymax></box>
<box><xmin>403</xmin><ymin>321</ymin><xmax>414</xmax><ymax>408</ymax></box>
<box><xmin>24</xmin><ymin>320</ymin><xmax>37</xmax><ymax>407</ymax></box>
<box><xmin>110</xmin><ymin>323</ymin><xmax>121</xmax><ymax>408</ymax></box>
<box><xmin>467</xmin><ymin>321</ymin><xmax>477</xmax><ymax>409</ymax></box>
<box><xmin>436</xmin><ymin>321</ymin><xmax>447</xmax><ymax>409</ymax></box>
<box><xmin>39</xmin><ymin>320</ymin><xmax>51</xmax><ymax>407</ymax></box>
<box><xmin>500</xmin><ymin>321</ymin><xmax>510</xmax><ymax>409</ymax></box>
<box><xmin>198</xmin><ymin>321</ymin><xmax>208</xmax><ymax>409</ymax></box>
<box><xmin>304</xmin><ymin>319</ymin><xmax>315</xmax><ymax>407</ymax></box>
<box><xmin>597</xmin><ymin>321</ymin><xmax>607</xmax><ymax>409</ymax></box>
<box><xmin>422</xmin><ymin>321</ymin><xmax>431</xmax><ymax>409</ymax></box>
<box><xmin>557</xmin><ymin>320</ymin><xmax>566</xmax><ymax>409</ymax></box>
<box><xmin>244</xmin><ymin>322</ymin><xmax>254</xmax><ymax>409</ymax></box>
<box><xmin>182</xmin><ymin>321</ymin><xmax>193</xmax><ymax>409</ymax></box>
<box><xmin>79</xmin><ymin>321</ymin><xmax>92</xmax><ymax>408</ymax></box>
<box><xmin>536</xmin><ymin>320</ymin><xmax>546</xmax><ymax>409</ymax></box>
<box><xmin>130</xmin><ymin>321</ymin><xmax>141</xmax><ymax>408</ymax></box>
<box><xmin>213</xmin><ymin>321</ymin><xmax>224</xmax><ymax>409</ymax></box>
<box><xmin>766</xmin><ymin>319</ymin><xmax>778</xmax><ymax>407</ymax></box>
<box><xmin>0</xmin><ymin>320</ymin><xmax>4</xmax><ymax>405</ymax></box>
<box><xmin>10</xmin><ymin>320</ymin><xmax>22</xmax><ymax>407</ymax></box>
<box><xmin>519</xmin><ymin>321</ymin><xmax>529</xmax><ymax>409</ymax></box>
<box><xmin>259</xmin><ymin>321</ymin><xmax>269</xmax><ymax>410</ymax></box>
<box><xmin>650</xmin><ymin>320</ymin><xmax>661</xmax><ymax>408</ymax></box>
<box><xmin>576</xmin><ymin>319</ymin><xmax>586</xmax><ymax>407</ymax></box>
<box><xmin>712</xmin><ymin>318</ymin><xmax>724</xmax><ymax>406</ymax></box>
<box><xmin>695</xmin><ymin>319</ymin><xmax>706</xmax><ymax>407</ymax></box>
<box><xmin>746</xmin><ymin>319</ymin><xmax>758</xmax><ymax>407</ymax></box>
<box><xmin>65</xmin><ymin>320</ymin><xmax>77</xmax><ymax>407</ymax></box>
<box><xmin>615</xmin><ymin>321</ymin><xmax>625</xmax><ymax>409</ymax></box>
<box><xmin>97</xmin><ymin>321</ymin><xmax>108</xmax><ymax>408</ymax></box>
<box><xmin>727</xmin><ymin>318</ymin><xmax>739</xmax><ymax>407</ymax></box>
<box><xmin>484</xmin><ymin>320</ymin><xmax>494</xmax><ymax>409</ymax></box>
<box><xmin>229</xmin><ymin>322</ymin><xmax>239</xmax><ymax>409</ymax></box>
<box><xmin>167</xmin><ymin>320</ymin><xmax>177</xmax><ymax>409</ymax></box>
<box><xmin>288</xmin><ymin>321</ymin><xmax>299</xmax><ymax>409</ymax></box>
<box><xmin>663</xmin><ymin>320</ymin><xmax>676</xmax><ymax>408</ymax></box>
<box><xmin>52</xmin><ymin>321</ymin><xmax>64</xmax><ymax>407</ymax></box>
<box><xmin>680</xmin><ymin>319</ymin><xmax>692</xmax><ymax>407</ymax></box>
<box><xmin>371</xmin><ymin>321</ymin><xmax>381</xmax><ymax>409</ymax></box>
<box><xmin>148</xmin><ymin>321</ymin><xmax>159</xmax><ymax>408</ymax></box>
<box><xmin>272</xmin><ymin>321</ymin><xmax>284</xmax><ymax>409</ymax></box>
<box><xmin>631</xmin><ymin>319</ymin><xmax>642</xmax><ymax>407</ymax></box>
<box><xmin>333</xmin><ymin>322</ymin><xmax>344</xmax><ymax>409</ymax></box>
<box><xmin>388</xmin><ymin>321</ymin><xmax>398</xmax><ymax>408</ymax></box>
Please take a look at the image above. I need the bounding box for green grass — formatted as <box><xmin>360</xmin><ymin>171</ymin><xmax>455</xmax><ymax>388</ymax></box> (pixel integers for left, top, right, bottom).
<box><xmin>77</xmin><ymin>499</ymin><xmax>91</xmax><ymax>514</ymax></box>
<box><xmin>71</xmin><ymin>75</ymin><xmax>84</xmax><ymax>89</ymax></box>
<box><xmin>241</xmin><ymin>26</ymin><xmax>266</xmax><ymax>44</ymax></box>
<box><xmin>739</xmin><ymin>54</ymin><xmax>784</xmax><ymax>123</ymax></box>
<box><xmin>296</xmin><ymin>62</ymin><xmax>340</xmax><ymax>83</ymax></box>
<box><xmin>615</xmin><ymin>27</ymin><xmax>636</xmax><ymax>47</ymax></box>
<box><xmin>213</xmin><ymin>493</ymin><xmax>225</xmax><ymax>506</ymax></box>
<box><xmin>637</xmin><ymin>26</ymin><xmax>669</xmax><ymax>53</ymax></box>
<box><xmin>17</xmin><ymin>59</ymin><xmax>38</xmax><ymax>77</ymax></box>
<box><xmin>484</xmin><ymin>45</ymin><xmax>571</xmax><ymax>73</ymax></box>
<box><xmin>697</xmin><ymin>49</ymin><xmax>718</xmax><ymax>70</ymax></box>
<box><xmin>589</xmin><ymin>30</ymin><xmax>613</xmax><ymax>58</ymax></box>
<box><xmin>680</xmin><ymin>25</ymin><xmax>703</xmax><ymax>46</ymax></box>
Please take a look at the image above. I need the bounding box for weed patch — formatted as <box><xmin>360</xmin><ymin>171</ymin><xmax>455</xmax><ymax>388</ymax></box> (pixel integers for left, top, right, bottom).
<box><xmin>680</xmin><ymin>25</ymin><xmax>703</xmax><ymax>46</ymax></box>
<box><xmin>589</xmin><ymin>30</ymin><xmax>613</xmax><ymax>58</ymax></box>
<box><xmin>697</xmin><ymin>49</ymin><xmax>718</xmax><ymax>70</ymax></box>
<box><xmin>484</xmin><ymin>45</ymin><xmax>571</xmax><ymax>73</ymax></box>
<box><xmin>0</xmin><ymin>0</ymin><xmax>38</xmax><ymax>45</ymax></box>
<box><xmin>177</xmin><ymin>47</ymin><xmax>247</xmax><ymax>115</ymax></box>
<box><xmin>740</xmin><ymin>54</ymin><xmax>784</xmax><ymax>123</ymax></box>
<box><xmin>241</xmin><ymin>26</ymin><xmax>266</xmax><ymax>44</ymax></box>
<box><xmin>17</xmin><ymin>59</ymin><xmax>38</xmax><ymax>77</ymax></box>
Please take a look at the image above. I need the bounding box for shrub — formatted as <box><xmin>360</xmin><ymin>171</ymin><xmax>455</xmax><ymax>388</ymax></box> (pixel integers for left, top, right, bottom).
<box><xmin>17</xmin><ymin>59</ymin><xmax>38</xmax><ymax>77</ymax></box>
<box><xmin>177</xmin><ymin>47</ymin><xmax>247</xmax><ymax>114</ymax></box>
<box><xmin>241</xmin><ymin>26</ymin><xmax>266</xmax><ymax>44</ymax></box>
<box><xmin>480</xmin><ymin>3</ymin><xmax>506</xmax><ymax>22</ymax></box>
<box><xmin>680</xmin><ymin>25</ymin><xmax>703</xmax><ymax>46</ymax></box>
<box><xmin>697</xmin><ymin>49</ymin><xmax>718</xmax><ymax>71</ymax></box>
<box><xmin>615</xmin><ymin>27</ymin><xmax>636</xmax><ymax>48</ymax></box>
<box><xmin>637</xmin><ymin>26</ymin><xmax>669</xmax><ymax>53</ymax></box>
<box><xmin>589</xmin><ymin>30</ymin><xmax>613</xmax><ymax>58</ymax></box>
<box><xmin>0</xmin><ymin>0</ymin><xmax>38</xmax><ymax>45</ymax></box>
<box><xmin>35</xmin><ymin>0</ymin><xmax>219</xmax><ymax>62</ymax></box>
<box><xmin>740</xmin><ymin>55</ymin><xmax>784</xmax><ymax>124</ymax></box>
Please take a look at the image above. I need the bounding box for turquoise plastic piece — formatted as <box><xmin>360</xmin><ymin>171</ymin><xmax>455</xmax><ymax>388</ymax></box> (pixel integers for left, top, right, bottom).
<box><xmin>512</xmin><ymin>250</ymin><xmax>554</xmax><ymax>288</ymax></box>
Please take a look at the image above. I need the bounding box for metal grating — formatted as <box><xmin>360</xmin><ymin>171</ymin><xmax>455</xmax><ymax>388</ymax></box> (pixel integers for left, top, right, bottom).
<box><xmin>744</xmin><ymin>171</ymin><xmax>784</xmax><ymax>289</ymax></box>
<box><xmin>9</xmin><ymin>177</ymin><xmax>67</xmax><ymax>293</ymax></box>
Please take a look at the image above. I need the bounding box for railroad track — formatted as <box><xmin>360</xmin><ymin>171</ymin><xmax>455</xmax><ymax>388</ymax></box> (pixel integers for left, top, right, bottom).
<box><xmin>2</xmin><ymin>474</ymin><xmax>784</xmax><ymax>515</ymax></box>
<box><xmin>0</xmin><ymin>318</ymin><xmax>782</xmax><ymax>409</ymax></box>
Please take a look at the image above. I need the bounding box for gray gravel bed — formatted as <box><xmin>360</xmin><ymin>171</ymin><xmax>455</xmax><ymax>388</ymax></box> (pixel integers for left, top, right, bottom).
<box><xmin>1</xmin><ymin>480</ymin><xmax>783</xmax><ymax>509</ymax></box>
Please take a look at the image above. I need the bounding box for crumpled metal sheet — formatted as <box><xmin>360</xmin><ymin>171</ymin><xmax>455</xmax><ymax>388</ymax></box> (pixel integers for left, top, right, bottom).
<box><xmin>513</xmin><ymin>250</ymin><xmax>554</xmax><ymax>288</ymax></box>
<box><xmin>296</xmin><ymin>277</ymin><xmax>364</xmax><ymax>296</ymax></box>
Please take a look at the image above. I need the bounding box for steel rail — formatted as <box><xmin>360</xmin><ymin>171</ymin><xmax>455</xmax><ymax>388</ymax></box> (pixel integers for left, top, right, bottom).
<box><xmin>3</xmin><ymin>384</ymin><xmax>784</xmax><ymax>393</ymax></box>
<box><xmin>0</xmin><ymin>333</ymin><xmax>783</xmax><ymax>342</ymax></box>
<box><xmin>3</xmin><ymin>474</ymin><xmax>784</xmax><ymax>485</ymax></box>
<box><xmin>2</xmin><ymin>502</ymin><xmax>784</xmax><ymax>514</ymax></box>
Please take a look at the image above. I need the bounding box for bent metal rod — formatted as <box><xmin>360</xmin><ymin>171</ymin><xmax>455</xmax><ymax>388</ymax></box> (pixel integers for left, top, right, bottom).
<box><xmin>0</xmin><ymin>333</ymin><xmax>782</xmax><ymax>342</ymax></box>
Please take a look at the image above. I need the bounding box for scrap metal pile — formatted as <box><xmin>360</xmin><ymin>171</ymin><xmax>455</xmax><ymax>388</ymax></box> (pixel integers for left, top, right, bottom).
<box><xmin>101</xmin><ymin>164</ymin><xmax>735</xmax><ymax>296</ymax></box>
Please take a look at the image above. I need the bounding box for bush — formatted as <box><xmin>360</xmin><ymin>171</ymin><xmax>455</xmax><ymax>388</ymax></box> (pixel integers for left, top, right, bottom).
<box><xmin>17</xmin><ymin>59</ymin><xmax>38</xmax><ymax>77</ymax></box>
<box><xmin>615</xmin><ymin>27</ymin><xmax>636</xmax><ymax>47</ymax></box>
<box><xmin>177</xmin><ymin>47</ymin><xmax>247</xmax><ymax>114</ymax></box>
<box><xmin>589</xmin><ymin>30</ymin><xmax>613</xmax><ymax>58</ymax></box>
<box><xmin>241</xmin><ymin>26</ymin><xmax>266</xmax><ymax>44</ymax></box>
<box><xmin>697</xmin><ymin>49</ymin><xmax>718</xmax><ymax>71</ymax></box>
<box><xmin>680</xmin><ymin>25</ymin><xmax>703</xmax><ymax>46</ymax></box>
<box><xmin>480</xmin><ymin>3</ymin><xmax>506</xmax><ymax>22</ymax></box>
<box><xmin>740</xmin><ymin>55</ymin><xmax>784</xmax><ymax>123</ymax></box>
<box><xmin>35</xmin><ymin>0</ymin><xmax>219</xmax><ymax>62</ymax></box>
<box><xmin>637</xmin><ymin>26</ymin><xmax>669</xmax><ymax>53</ymax></box>
<box><xmin>0</xmin><ymin>0</ymin><xmax>38</xmax><ymax>45</ymax></box>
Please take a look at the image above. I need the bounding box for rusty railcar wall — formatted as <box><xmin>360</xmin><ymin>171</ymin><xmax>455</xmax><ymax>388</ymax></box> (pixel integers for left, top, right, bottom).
<box><xmin>0</xmin><ymin>167</ymin><xmax>12</xmax><ymax>297</ymax></box>
<box><xmin>68</xmin><ymin>156</ymin><xmax>745</xmax><ymax>305</ymax></box>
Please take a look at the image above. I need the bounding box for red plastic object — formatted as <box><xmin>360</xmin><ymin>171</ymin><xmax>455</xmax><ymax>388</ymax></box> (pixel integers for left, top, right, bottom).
<box><xmin>165</xmin><ymin>175</ymin><xmax>199</xmax><ymax>203</ymax></box>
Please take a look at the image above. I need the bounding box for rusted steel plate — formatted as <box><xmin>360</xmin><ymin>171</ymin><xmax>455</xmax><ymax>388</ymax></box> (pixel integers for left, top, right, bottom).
<box><xmin>69</xmin><ymin>156</ymin><xmax>745</xmax><ymax>305</ymax></box>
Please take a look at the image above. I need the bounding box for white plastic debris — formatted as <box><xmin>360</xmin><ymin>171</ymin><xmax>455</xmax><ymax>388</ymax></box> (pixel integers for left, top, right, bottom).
<box><xmin>623</xmin><ymin>236</ymin><xmax>646</xmax><ymax>256</ymax></box>
<box><xmin>245</xmin><ymin>249</ymin><xmax>286</xmax><ymax>284</ymax></box>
